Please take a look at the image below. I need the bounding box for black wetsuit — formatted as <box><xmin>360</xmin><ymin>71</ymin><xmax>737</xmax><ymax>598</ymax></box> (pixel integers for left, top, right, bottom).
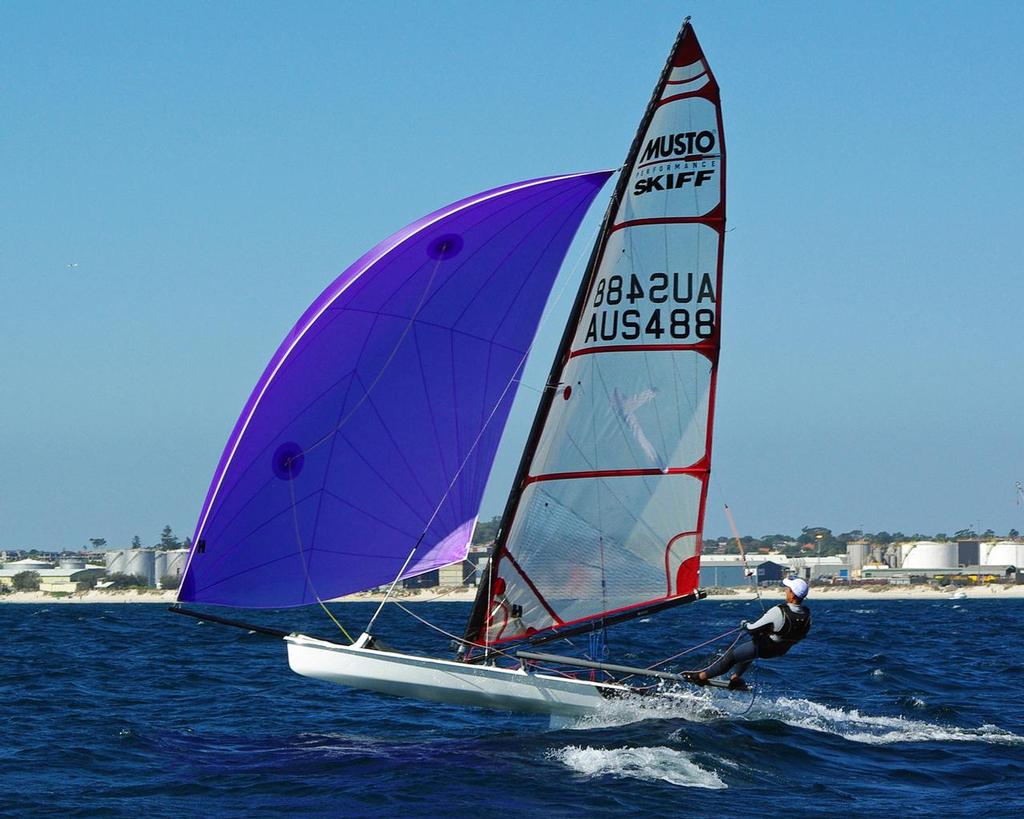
<box><xmin>701</xmin><ymin>602</ymin><xmax>811</xmax><ymax>679</ymax></box>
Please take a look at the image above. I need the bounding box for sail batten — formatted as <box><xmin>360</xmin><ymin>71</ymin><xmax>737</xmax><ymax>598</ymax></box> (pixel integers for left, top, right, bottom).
<box><xmin>466</xmin><ymin>21</ymin><xmax>725</xmax><ymax>647</ymax></box>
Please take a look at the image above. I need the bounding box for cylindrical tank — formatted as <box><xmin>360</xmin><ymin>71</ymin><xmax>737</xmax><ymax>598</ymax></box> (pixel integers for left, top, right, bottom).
<box><xmin>154</xmin><ymin>552</ymin><xmax>168</xmax><ymax>582</ymax></box>
<box><xmin>900</xmin><ymin>541</ymin><xmax>958</xmax><ymax>570</ymax></box>
<box><xmin>164</xmin><ymin>549</ymin><xmax>188</xmax><ymax>580</ymax></box>
<box><xmin>59</xmin><ymin>559</ymin><xmax>86</xmax><ymax>571</ymax></box>
<box><xmin>124</xmin><ymin>550</ymin><xmax>156</xmax><ymax>586</ymax></box>
<box><xmin>105</xmin><ymin>550</ymin><xmax>129</xmax><ymax>574</ymax></box>
<box><xmin>7</xmin><ymin>558</ymin><xmax>53</xmax><ymax>570</ymax></box>
<box><xmin>846</xmin><ymin>542</ymin><xmax>870</xmax><ymax>572</ymax></box>
<box><xmin>982</xmin><ymin>542</ymin><xmax>1024</xmax><ymax>567</ymax></box>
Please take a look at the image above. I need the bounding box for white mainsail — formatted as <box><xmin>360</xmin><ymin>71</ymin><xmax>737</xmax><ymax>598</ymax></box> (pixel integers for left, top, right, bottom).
<box><xmin>468</xmin><ymin>22</ymin><xmax>725</xmax><ymax>647</ymax></box>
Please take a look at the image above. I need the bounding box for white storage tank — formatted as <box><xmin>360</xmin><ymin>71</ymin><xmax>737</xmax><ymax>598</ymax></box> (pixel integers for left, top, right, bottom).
<box><xmin>124</xmin><ymin>550</ymin><xmax>156</xmax><ymax>586</ymax></box>
<box><xmin>846</xmin><ymin>542</ymin><xmax>871</xmax><ymax>572</ymax></box>
<box><xmin>154</xmin><ymin>552</ymin><xmax>169</xmax><ymax>581</ymax></box>
<box><xmin>6</xmin><ymin>558</ymin><xmax>53</xmax><ymax>570</ymax></box>
<box><xmin>105</xmin><ymin>550</ymin><xmax>129</xmax><ymax>574</ymax></box>
<box><xmin>900</xmin><ymin>541</ymin><xmax>958</xmax><ymax>570</ymax></box>
<box><xmin>982</xmin><ymin>542</ymin><xmax>1024</xmax><ymax>567</ymax></box>
<box><xmin>164</xmin><ymin>549</ymin><xmax>188</xmax><ymax>580</ymax></box>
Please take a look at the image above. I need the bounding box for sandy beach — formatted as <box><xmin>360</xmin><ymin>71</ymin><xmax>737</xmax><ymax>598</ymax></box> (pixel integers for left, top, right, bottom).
<box><xmin>3</xmin><ymin>584</ymin><xmax>1023</xmax><ymax>604</ymax></box>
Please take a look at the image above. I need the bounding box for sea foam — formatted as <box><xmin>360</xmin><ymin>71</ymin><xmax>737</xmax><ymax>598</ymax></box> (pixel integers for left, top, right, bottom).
<box><xmin>550</xmin><ymin>745</ymin><xmax>727</xmax><ymax>789</ymax></box>
<box><xmin>766</xmin><ymin>696</ymin><xmax>1024</xmax><ymax>746</ymax></box>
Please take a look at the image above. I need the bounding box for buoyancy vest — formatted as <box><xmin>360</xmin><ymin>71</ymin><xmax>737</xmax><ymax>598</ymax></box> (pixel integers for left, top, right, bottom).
<box><xmin>754</xmin><ymin>603</ymin><xmax>811</xmax><ymax>658</ymax></box>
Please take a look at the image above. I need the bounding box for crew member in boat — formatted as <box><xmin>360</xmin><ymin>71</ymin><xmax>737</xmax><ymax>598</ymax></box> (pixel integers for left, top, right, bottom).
<box><xmin>685</xmin><ymin>576</ymin><xmax>811</xmax><ymax>689</ymax></box>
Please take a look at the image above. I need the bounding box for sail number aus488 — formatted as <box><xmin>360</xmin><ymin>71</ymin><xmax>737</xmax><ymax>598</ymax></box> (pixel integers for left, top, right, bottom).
<box><xmin>583</xmin><ymin>271</ymin><xmax>717</xmax><ymax>343</ymax></box>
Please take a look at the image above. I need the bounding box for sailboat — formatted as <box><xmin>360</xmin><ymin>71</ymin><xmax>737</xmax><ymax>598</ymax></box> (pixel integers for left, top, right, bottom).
<box><xmin>175</xmin><ymin>19</ymin><xmax>727</xmax><ymax>717</ymax></box>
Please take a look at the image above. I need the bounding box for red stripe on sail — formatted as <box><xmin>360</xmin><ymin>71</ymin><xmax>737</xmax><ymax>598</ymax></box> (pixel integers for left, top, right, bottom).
<box><xmin>610</xmin><ymin>215</ymin><xmax>724</xmax><ymax>233</ymax></box>
<box><xmin>524</xmin><ymin>465</ymin><xmax>707</xmax><ymax>486</ymax></box>
<box><xmin>486</xmin><ymin>592</ymin><xmax>696</xmax><ymax>647</ymax></box>
<box><xmin>569</xmin><ymin>342</ymin><xmax>717</xmax><ymax>360</ymax></box>
<box><xmin>665</xmin><ymin>70</ymin><xmax>707</xmax><ymax>85</ymax></box>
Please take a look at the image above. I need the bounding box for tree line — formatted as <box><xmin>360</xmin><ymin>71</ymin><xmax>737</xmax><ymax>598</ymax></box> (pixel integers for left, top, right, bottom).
<box><xmin>469</xmin><ymin>517</ymin><xmax>1021</xmax><ymax>558</ymax></box>
<box><xmin>703</xmin><ymin>525</ymin><xmax>1022</xmax><ymax>558</ymax></box>
<box><xmin>84</xmin><ymin>526</ymin><xmax>192</xmax><ymax>552</ymax></box>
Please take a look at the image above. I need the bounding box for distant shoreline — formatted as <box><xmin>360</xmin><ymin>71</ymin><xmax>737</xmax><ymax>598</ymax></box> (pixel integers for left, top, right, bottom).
<box><xmin>2</xmin><ymin>584</ymin><xmax>1023</xmax><ymax>605</ymax></box>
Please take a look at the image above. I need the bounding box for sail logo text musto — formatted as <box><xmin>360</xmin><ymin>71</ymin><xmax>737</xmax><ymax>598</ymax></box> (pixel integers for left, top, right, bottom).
<box><xmin>642</xmin><ymin>130</ymin><xmax>716</xmax><ymax>160</ymax></box>
<box><xmin>633</xmin><ymin>129</ymin><xmax>719</xmax><ymax>196</ymax></box>
<box><xmin>582</xmin><ymin>272</ymin><xmax>716</xmax><ymax>344</ymax></box>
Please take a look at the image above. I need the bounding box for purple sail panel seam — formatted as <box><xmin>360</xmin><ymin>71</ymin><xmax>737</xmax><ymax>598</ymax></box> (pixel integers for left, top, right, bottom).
<box><xmin>422</xmin><ymin>182</ymin><xmax>591</xmax><ymax>322</ymax></box>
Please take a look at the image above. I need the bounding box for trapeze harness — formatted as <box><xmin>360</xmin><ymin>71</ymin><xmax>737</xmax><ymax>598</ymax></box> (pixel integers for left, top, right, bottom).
<box><xmin>751</xmin><ymin>603</ymin><xmax>812</xmax><ymax>658</ymax></box>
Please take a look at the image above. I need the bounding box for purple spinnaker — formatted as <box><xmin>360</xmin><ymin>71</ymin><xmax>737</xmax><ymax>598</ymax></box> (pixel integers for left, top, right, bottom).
<box><xmin>178</xmin><ymin>171</ymin><xmax>612</xmax><ymax>608</ymax></box>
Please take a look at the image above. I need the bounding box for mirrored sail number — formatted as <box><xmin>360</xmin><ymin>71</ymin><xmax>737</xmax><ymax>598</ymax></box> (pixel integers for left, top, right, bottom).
<box><xmin>583</xmin><ymin>271</ymin><xmax>716</xmax><ymax>344</ymax></box>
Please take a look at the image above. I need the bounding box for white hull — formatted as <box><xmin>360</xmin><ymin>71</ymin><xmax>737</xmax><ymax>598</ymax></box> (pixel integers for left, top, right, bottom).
<box><xmin>285</xmin><ymin>633</ymin><xmax>632</xmax><ymax>717</ymax></box>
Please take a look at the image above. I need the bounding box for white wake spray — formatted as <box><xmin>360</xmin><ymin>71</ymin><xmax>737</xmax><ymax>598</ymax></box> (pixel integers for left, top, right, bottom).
<box><xmin>553</xmin><ymin>688</ymin><xmax>1024</xmax><ymax>746</ymax></box>
<box><xmin>549</xmin><ymin>745</ymin><xmax>727</xmax><ymax>789</ymax></box>
<box><xmin>765</xmin><ymin>696</ymin><xmax>1024</xmax><ymax>746</ymax></box>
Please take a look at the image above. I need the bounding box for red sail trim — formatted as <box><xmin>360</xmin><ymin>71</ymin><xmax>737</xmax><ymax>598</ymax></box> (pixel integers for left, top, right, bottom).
<box><xmin>671</xmin><ymin>22</ymin><xmax>706</xmax><ymax>67</ymax></box>
<box><xmin>569</xmin><ymin>342</ymin><xmax>717</xmax><ymax>360</ymax></box>
<box><xmin>657</xmin><ymin>83</ymin><xmax>720</xmax><ymax>108</ymax></box>
<box><xmin>665</xmin><ymin>71</ymin><xmax>707</xmax><ymax>85</ymax></box>
<box><xmin>486</xmin><ymin>591</ymin><xmax>699</xmax><ymax>647</ymax></box>
<box><xmin>497</xmin><ymin>547</ymin><xmax>564</xmax><ymax>625</ymax></box>
<box><xmin>675</xmin><ymin>554</ymin><xmax>701</xmax><ymax>596</ymax></box>
<box><xmin>610</xmin><ymin>216</ymin><xmax>724</xmax><ymax>234</ymax></box>
<box><xmin>525</xmin><ymin>465</ymin><xmax>708</xmax><ymax>486</ymax></box>
<box><xmin>664</xmin><ymin>528</ymin><xmax>700</xmax><ymax>594</ymax></box>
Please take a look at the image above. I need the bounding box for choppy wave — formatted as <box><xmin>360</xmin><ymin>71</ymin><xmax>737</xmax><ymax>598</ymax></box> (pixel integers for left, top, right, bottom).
<box><xmin>766</xmin><ymin>697</ymin><xmax>1024</xmax><ymax>746</ymax></box>
<box><xmin>550</xmin><ymin>745</ymin><xmax>726</xmax><ymax>789</ymax></box>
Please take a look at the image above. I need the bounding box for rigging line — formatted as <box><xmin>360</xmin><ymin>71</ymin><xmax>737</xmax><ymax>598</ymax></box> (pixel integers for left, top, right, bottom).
<box><xmin>365</xmin><ymin>215</ymin><xmax>610</xmax><ymax>638</ymax></box>
<box><xmin>725</xmin><ymin>502</ymin><xmax>766</xmax><ymax>612</ymax></box>
<box><xmin>615</xmin><ymin>625</ymin><xmax>740</xmax><ymax>683</ymax></box>
<box><xmin>285</xmin><ymin>460</ymin><xmax>354</xmax><ymax>642</ymax></box>
<box><xmin>387</xmin><ymin>601</ymin><xmax>515</xmax><ymax>661</ymax></box>
<box><xmin>390</xmin><ymin>600</ymin><xmax>591</xmax><ymax>682</ymax></box>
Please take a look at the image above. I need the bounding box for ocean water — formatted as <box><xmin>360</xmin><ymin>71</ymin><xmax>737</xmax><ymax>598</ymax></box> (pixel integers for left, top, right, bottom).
<box><xmin>3</xmin><ymin>597</ymin><xmax>1023</xmax><ymax>816</ymax></box>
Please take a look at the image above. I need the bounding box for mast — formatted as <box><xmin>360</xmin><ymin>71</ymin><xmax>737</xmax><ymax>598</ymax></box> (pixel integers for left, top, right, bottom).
<box><xmin>465</xmin><ymin>18</ymin><xmax>720</xmax><ymax>647</ymax></box>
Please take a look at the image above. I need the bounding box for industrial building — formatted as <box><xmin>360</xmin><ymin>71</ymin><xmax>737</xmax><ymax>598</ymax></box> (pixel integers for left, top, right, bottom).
<box><xmin>857</xmin><ymin>540</ymin><xmax>1020</xmax><ymax>584</ymax></box>
<box><xmin>788</xmin><ymin>555</ymin><xmax>847</xmax><ymax>581</ymax></box>
<box><xmin>698</xmin><ymin>554</ymin><xmax>789</xmax><ymax>588</ymax></box>
<box><xmin>0</xmin><ymin>558</ymin><xmax>106</xmax><ymax>592</ymax></box>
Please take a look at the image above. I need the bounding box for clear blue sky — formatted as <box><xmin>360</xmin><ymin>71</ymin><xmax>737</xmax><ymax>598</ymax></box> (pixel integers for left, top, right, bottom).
<box><xmin>2</xmin><ymin>1</ymin><xmax>1022</xmax><ymax>550</ymax></box>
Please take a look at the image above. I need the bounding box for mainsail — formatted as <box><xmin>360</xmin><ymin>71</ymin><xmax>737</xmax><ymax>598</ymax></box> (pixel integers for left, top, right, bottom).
<box><xmin>466</xmin><ymin>22</ymin><xmax>725</xmax><ymax>646</ymax></box>
<box><xmin>177</xmin><ymin>171</ymin><xmax>612</xmax><ymax>608</ymax></box>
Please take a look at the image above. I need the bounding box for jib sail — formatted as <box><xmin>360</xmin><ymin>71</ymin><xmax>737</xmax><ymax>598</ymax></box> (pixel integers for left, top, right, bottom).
<box><xmin>466</xmin><ymin>21</ymin><xmax>725</xmax><ymax>646</ymax></box>
<box><xmin>177</xmin><ymin>171</ymin><xmax>612</xmax><ymax>608</ymax></box>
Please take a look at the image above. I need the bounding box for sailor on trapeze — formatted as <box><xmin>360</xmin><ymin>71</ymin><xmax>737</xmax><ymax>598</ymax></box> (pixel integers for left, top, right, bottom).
<box><xmin>686</xmin><ymin>576</ymin><xmax>812</xmax><ymax>690</ymax></box>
